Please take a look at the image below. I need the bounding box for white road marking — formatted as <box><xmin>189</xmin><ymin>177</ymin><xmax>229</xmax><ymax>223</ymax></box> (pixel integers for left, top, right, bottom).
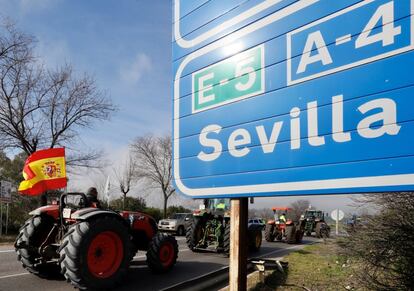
<box><xmin>0</xmin><ymin>272</ymin><xmax>30</xmax><ymax>280</ymax></box>
<box><xmin>133</xmin><ymin>248</ymin><xmax>190</xmax><ymax>260</ymax></box>
<box><xmin>0</xmin><ymin>250</ymin><xmax>14</xmax><ymax>253</ymax></box>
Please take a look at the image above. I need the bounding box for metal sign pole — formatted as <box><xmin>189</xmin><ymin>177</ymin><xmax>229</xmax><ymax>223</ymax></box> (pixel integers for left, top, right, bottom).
<box><xmin>0</xmin><ymin>201</ymin><xmax>3</xmax><ymax>237</ymax></box>
<box><xmin>5</xmin><ymin>203</ymin><xmax>9</xmax><ymax>235</ymax></box>
<box><xmin>336</xmin><ymin>209</ymin><xmax>339</xmax><ymax>236</ymax></box>
<box><xmin>229</xmin><ymin>198</ymin><xmax>248</xmax><ymax>291</ymax></box>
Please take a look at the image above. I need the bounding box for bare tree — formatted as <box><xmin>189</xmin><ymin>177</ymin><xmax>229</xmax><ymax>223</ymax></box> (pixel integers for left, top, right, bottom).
<box><xmin>130</xmin><ymin>135</ymin><xmax>174</xmax><ymax>218</ymax></box>
<box><xmin>289</xmin><ymin>199</ymin><xmax>310</xmax><ymax>221</ymax></box>
<box><xmin>0</xmin><ymin>22</ymin><xmax>115</xmax><ymax>165</ymax></box>
<box><xmin>113</xmin><ymin>155</ymin><xmax>136</xmax><ymax>209</ymax></box>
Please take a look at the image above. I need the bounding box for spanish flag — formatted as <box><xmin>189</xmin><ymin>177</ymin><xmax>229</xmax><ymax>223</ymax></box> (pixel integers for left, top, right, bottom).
<box><xmin>18</xmin><ymin>148</ymin><xmax>67</xmax><ymax>196</ymax></box>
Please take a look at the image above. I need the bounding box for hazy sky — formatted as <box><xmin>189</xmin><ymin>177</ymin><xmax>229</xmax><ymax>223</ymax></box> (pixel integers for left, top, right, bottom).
<box><xmin>1</xmin><ymin>0</ymin><xmax>360</xmax><ymax>214</ymax></box>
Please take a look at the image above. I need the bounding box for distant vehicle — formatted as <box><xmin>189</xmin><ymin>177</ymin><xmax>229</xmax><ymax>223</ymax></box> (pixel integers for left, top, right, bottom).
<box><xmin>265</xmin><ymin>207</ymin><xmax>305</xmax><ymax>244</ymax></box>
<box><xmin>158</xmin><ymin>213</ymin><xmax>192</xmax><ymax>236</ymax></box>
<box><xmin>303</xmin><ymin>210</ymin><xmax>330</xmax><ymax>238</ymax></box>
<box><xmin>248</xmin><ymin>218</ymin><xmax>266</xmax><ymax>230</ymax></box>
<box><xmin>186</xmin><ymin>199</ymin><xmax>263</xmax><ymax>254</ymax></box>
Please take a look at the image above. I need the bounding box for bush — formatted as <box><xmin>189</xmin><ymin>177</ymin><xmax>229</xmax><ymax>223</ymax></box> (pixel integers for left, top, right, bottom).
<box><xmin>166</xmin><ymin>205</ymin><xmax>192</xmax><ymax>217</ymax></box>
<box><xmin>144</xmin><ymin>207</ymin><xmax>162</xmax><ymax>222</ymax></box>
<box><xmin>339</xmin><ymin>192</ymin><xmax>414</xmax><ymax>290</ymax></box>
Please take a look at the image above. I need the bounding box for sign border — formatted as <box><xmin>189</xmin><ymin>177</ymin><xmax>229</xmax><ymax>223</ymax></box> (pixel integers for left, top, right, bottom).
<box><xmin>173</xmin><ymin>0</ymin><xmax>414</xmax><ymax>197</ymax></box>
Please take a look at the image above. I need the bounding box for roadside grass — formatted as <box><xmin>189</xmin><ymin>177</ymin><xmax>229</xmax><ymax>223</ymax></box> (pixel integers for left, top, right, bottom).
<box><xmin>250</xmin><ymin>240</ymin><xmax>364</xmax><ymax>291</ymax></box>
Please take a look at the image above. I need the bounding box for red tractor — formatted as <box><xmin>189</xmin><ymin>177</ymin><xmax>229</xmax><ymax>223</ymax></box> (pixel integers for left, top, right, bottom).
<box><xmin>14</xmin><ymin>193</ymin><xmax>178</xmax><ymax>290</ymax></box>
<box><xmin>264</xmin><ymin>207</ymin><xmax>305</xmax><ymax>244</ymax></box>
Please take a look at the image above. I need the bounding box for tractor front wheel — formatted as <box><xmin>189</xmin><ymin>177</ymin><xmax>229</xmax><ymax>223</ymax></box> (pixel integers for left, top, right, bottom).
<box><xmin>59</xmin><ymin>216</ymin><xmax>130</xmax><ymax>290</ymax></box>
<box><xmin>15</xmin><ymin>215</ymin><xmax>60</xmax><ymax>278</ymax></box>
<box><xmin>146</xmin><ymin>233</ymin><xmax>178</xmax><ymax>273</ymax></box>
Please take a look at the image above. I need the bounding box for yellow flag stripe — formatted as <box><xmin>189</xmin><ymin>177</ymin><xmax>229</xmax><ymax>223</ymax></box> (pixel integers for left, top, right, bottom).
<box><xmin>18</xmin><ymin>157</ymin><xmax>66</xmax><ymax>191</ymax></box>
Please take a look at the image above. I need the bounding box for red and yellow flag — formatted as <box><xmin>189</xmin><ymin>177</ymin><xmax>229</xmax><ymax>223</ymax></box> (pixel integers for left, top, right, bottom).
<box><xmin>18</xmin><ymin>148</ymin><xmax>67</xmax><ymax>196</ymax></box>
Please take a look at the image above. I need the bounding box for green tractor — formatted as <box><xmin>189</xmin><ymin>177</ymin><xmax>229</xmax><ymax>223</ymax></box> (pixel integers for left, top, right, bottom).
<box><xmin>185</xmin><ymin>199</ymin><xmax>262</xmax><ymax>255</ymax></box>
<box><xmin>303</xmin><ymin>210</ymin><xmax>330</xmax><ymax>238</ymax></box>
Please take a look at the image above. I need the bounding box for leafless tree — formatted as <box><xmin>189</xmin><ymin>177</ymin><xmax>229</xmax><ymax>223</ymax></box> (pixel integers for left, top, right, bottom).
<box><xmin>339</xmin><ymin>192</ymin><xmax>414</xmax><ymax>290</ymax></box>
<box><xmin>0</xmin><ymin>22</ymin><xmax>115</xmax><ymax>165</ymax></box>
<box><xmin>113</xmin><ymin>155</ymin><xmax>136</xmax><ymax>209</ymax></box>
<box><xmin>289</xmin><ymin>199</ymin><xmax>310</xmax><ymax>221</ymax></box>
<box><xmin>130</xmin><ymin>135</ymin><xmax>174</xmax><ymax>218</ymax></box>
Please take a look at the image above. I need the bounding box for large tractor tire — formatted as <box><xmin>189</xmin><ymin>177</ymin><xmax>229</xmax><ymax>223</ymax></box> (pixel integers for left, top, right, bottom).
<box><xmin>146</xmin><ymin>233</ymin><xmax>178</xmax><ymax>273</ymax></box>
<box><xmin>264</xmin><ymin>224</ymin><xmax>275</xmax><ymax>242</ymax></box>
<box><xmin>315</xmin><ymin>222</ymin><xmax>330</xmax><ymax>238</ymax></box>
<box><xmin>295</xmin><ymin>228</ymin><xmax>304</xmax><ymax>243</ymax></box>
<box><xmin>223</xmin><ymin>223</ymin><xmax>230</xmax><ymax>255</ymax></box>
<box><xmin>249</xmin><ymin>229</ymin><xmax>262</xmax><ymax>251</ymax></box>
<box><xmin>285</xmin><ymin>225</ymin><xmax>297</xmax><ymax>244</ymax></box>
<box><xmin>186</xmin><ymin>218</ymin><xmax>204</xmax><ymax>251</ymax></box>
<box><xmin>15</xmin><ymin>215</ymin><xmax>60</xmax><ymax>278</ymax></box>
<box><xmin>59</xmin><ymin>216</ymin><xmax>130</xmax><ymax>290</ymax></box>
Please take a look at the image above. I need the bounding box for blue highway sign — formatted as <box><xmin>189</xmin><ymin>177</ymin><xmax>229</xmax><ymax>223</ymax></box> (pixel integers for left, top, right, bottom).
<box><xmin>172</xmin><ymin>0</ymin><xmax>414</xmax><ymax>198</ymax></box>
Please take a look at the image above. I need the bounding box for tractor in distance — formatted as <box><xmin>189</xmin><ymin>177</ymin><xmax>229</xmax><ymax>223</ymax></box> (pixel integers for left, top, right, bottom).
<box><xmin>264</xmin><ymin>207</ymin><xmax>305</xmax><ymax>244</ymax></box>
<box><xmin>302</xmin><ymin>209</ymin><xmax>331</xmax><ymax>238</ymax></box>
<box><xmin>186</xmin><ymin>198</ymin><xmax>263</xmax><ymax>255</ymax></box>
<box><xmin>14</xmin><ymin>192</ymin><xmax>179</xmax><ymax>290</ymax></box>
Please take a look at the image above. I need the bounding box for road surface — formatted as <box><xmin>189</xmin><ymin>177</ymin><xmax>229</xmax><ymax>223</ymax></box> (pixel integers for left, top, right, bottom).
<box><xmin>0</xmin><ymin>235</ymin><xmax>319</xmax><ymax>291</ymax></box>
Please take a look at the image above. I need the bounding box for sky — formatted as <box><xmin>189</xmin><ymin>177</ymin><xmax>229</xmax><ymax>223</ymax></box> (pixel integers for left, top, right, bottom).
<box><xmin>0</xmin><ymin>0</ymin><xmax>360</xmax><ymax>214</ymax></box>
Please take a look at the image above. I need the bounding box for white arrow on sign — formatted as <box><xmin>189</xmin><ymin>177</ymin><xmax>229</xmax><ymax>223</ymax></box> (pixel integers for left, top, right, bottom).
<box><xmin>331</xmin><ymin>209</ymin><xmax>344</xmax><ymax>221</ymax></box>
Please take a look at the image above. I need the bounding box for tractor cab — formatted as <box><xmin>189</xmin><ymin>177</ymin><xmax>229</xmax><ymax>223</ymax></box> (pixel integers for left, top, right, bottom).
<box><xmin>303</xmin><ymin>210</ymin><xmax>325</xmax><ymax>222</ymax></box>
<box><xmin>208</xmin><ymin>198</ymin><xmax>230</xmax><ymax>211</ymax></box>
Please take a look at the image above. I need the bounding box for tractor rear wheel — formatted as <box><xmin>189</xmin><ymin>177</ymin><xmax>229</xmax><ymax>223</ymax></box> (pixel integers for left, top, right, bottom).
<box><xmin>285</xmin><ymin>225</ymin><xmax>297</xmax><ymax>244</ymax></box>
<box><xmin>295</xmin><ymin>228</ymin><xmax>304</xmax><ymax>243</ymax></box>
<box><xmin>186</xmin><ymin>218</ymin><xmax>204</xmax><ymax>251</ymax></box>
<box><xmin>264</xmin><ymin>224</ymin><xmax>275</xmax><ymax>242</ymax></box>
<box><xmin>316</xmin><ymin>222</ymin><xmax>330</xmax><ymax>238</ymax></box>
<box><xmin>15</xmin><ymin>215</ymin><xmax>60</xmax><ymax>278</ymax></box>
<box><xmin>59</xmin><ymin>216</ymin><xmax>130</xmax><ymax>290</ymax></box>
<box><xmin>146</xmin><ymin>233</ymin><xmax>178</xmax><ymax>273</ymax></box>
<box><xmin>223</xmin><ymin>223</ymin><xmax>230</xmax><ymax>255</ymax></box>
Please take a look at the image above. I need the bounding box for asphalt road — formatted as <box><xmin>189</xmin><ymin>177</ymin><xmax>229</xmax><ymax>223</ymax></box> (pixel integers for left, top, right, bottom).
<box><xmin>0</xmin><ymin>235</ymin><xmax>319</xmax><ymax>291</ymax></box>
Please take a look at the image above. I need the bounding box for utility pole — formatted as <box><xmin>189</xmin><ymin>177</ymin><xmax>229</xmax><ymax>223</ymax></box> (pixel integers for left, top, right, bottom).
<box><xmin>229</xmin><ymin>198</ymin><xmax>248</xmax><ymax>291</ymax></box>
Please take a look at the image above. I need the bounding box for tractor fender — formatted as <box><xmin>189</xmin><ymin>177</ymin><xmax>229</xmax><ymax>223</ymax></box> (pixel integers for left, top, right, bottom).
<box><xmin>71</xmin><ymin>208</ymin><xmax>129</xmax><ymax>227</ymax></box>
<box><xmin>29</xmin><ymin>205</ymin><xmax>59</xmax><ymax>220</ymax></box>
<box><xmin>267</xmin><ymin>219</ymin><xmax>275</xmax><ymax>225</ymax></box>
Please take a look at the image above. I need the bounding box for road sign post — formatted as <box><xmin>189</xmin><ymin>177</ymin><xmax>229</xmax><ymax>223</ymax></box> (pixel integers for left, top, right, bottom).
<box><xmin>229</xmin><ymin>198</ymin><xmax>248</xmax><ymax>291</ymax></box>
